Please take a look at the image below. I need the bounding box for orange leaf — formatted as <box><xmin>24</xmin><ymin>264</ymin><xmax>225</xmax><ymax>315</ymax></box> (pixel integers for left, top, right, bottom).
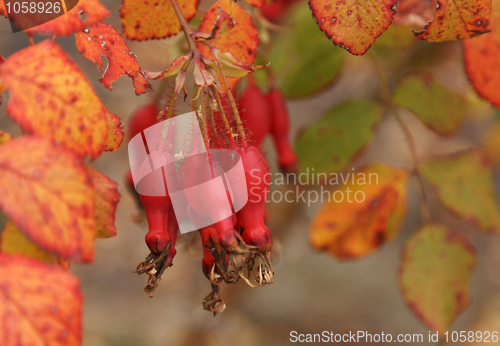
<box><xmin>463</xmin><ymin>1</ymin><xmax>500</xmax><ymax>107</ymax></box>
<box><xmin>0</xmin><ymin>221</ymin><xmax>71</xmax><ymax>269</ymax></box>
<box><xmin>0</xmin><ymin>254</ymin><xmax>81</xmax><ymax>345</ymax></box>
<box><xmin>25</xmin><ymin>0</ymin><xmax>110</xmax><ymax>36</ymax></box>
<box><xmin>105</xmin><ymin>109</ymin><xmax>124</xmax><ymax>152</ymax></box>
<box><xmin>415</xmin><ymin>0</ymin><xmax>491</xmax><ymax>42</ymax></box>
<box><xmin>84</xmin><ymin>164</ymin><xmax>119</xmax><ymax>238</ymax></box>
<box><xmin>0</xmin><ymin>40</ymin><xmax>123</xmax><ymax>159</ymax></box>
<box><xmin>197</xmin><ymin>0</ymin><xmax>258</xmax><ymax>87</ymax></box>
<box><xmin>0</xmin><ymin>136</ymin><xmax>95</xmax><ymax>263</ymax></box>
<box><xmin>308</xmin><ymin>0</ymin><xmax>397</xmax><ymax>55</ymax></box>
<box><xmin>120</xmin><ymin>0</ymin><xmax>200</xmax><ymax>40</ymax></box>
<box><xmin>75</xmin><ymin>23</ymin><xmax>152</xmax><ymax>95</ymax></box>
<box><xmin>309</xmin><ymin>164</ymin><xmax>409</xmax><ymax>259</ymax></box>
<box><xmin>393</xmin><ymin>0</ymin><xmax>437</xmax><ymax>30</ymax></box>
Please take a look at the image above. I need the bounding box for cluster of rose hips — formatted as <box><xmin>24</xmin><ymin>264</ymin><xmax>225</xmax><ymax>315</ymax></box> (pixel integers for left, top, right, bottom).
<box><xmin>125</xmin><ymin>81</ymin><xmax>296</xmax><ymax>314</ymax></box>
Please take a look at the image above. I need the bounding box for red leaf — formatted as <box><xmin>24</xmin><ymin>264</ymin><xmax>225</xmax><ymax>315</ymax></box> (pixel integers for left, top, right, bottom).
<box><xmin>84</xmin><ymin>164</ymin><xmax>119</xmax><ymax>238</ymax></box>
<box><xmin>120</xmin><ymin>0</ymin><xmax>200</xmax><ymax>40</ymax></box>
<box><xmin>415</xmin><ymin>0</ymin><xmax>491</xmax><ymax>42</ymax></box>
<box><xmin>25</xmin><ymin>0</ymin><xmax>110</xmax><ymax>36</ymax></box>
<box><xmin>0</xmin><ymin>254</ymin><xmax>82</xmax><ymax>346</ymax></box>
<box><xmin>0</xmin><ymin>40</ymin><xmax>123</xmax><ymax>159</ymax></box>
<box><xmin>0</xmin><ymin>136</ymin><xmax>96</xmax><ymax>263</ymax></box>
<box><xmin>308</xmin><ymin>0</ymin><xmax>397</xmax><ymax>55</ymax></box>
<box><xmin>75</xmin><ymin>22</ymin><xmax>152</xmax><ymax>95</ymax></box>
<box><xmin>463</xmin><ymin>1</ymin><xmax>500</xmax><ymax>107</ymax></box>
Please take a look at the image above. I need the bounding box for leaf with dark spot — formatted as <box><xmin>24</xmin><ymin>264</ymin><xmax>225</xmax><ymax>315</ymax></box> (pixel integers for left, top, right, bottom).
<box><xmin>308</xmin><ymin>0</ymin><xmax>397</xmax><ymax>55</ymax></box>
<box><xmin>309</xmin><ymin>164</ymin><xmax>409</xmax><ymax>259</ymax></box>
<box><xmin>415</xmin><ymin>0</ymin><xmax>491</xmax><ymax>42</ymax></box>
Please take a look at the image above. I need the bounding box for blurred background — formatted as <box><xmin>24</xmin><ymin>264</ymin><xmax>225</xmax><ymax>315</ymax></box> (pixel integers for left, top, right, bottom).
<box><xmin>1</xmin><ymin>0</ymin><xmax>500</xmax><ymax>345</ymax></box>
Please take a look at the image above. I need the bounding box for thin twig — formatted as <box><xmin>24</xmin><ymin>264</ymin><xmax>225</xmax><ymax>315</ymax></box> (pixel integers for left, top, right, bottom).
<box><xmin>369</xmin><ymin>53</ymin><xmax>431</xmax><ymax>222</ymax></box>
<box><xmin>392</xmin><ymin>109</ymin><xmax>431</xmax><ymax>222</ymax></box>
<box><xmin>169</xmin><ymin>0</ymin><xmax>200</xmax><ymax>57</ymax></box>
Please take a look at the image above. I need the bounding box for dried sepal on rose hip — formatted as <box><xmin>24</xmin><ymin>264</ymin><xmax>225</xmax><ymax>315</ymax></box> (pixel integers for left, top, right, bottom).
<box><xmin>235</xmin><ymin>145</ymin><xmax>274</xmax><ymax>286</ymax></box>
<box><xmin>134</xmin><ymin>192</ymin><xmax>178</xmax><ymax>297</ymax></box>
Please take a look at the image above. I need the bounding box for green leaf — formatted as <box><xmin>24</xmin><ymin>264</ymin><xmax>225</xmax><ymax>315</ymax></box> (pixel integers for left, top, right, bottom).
<box><xmin>266</xmin><ymin>5</ymin><xmax>346</xmax><ymax>98</ymax></box>
<box><xmin>295</xmin><ymin>100</ymin><xmax>382</xmax><ymax>176</ymax></box>
<box><xmin>400</xmin><ymin>223</ymin><xmax>476</xmax><ymax>333</ymax></box>
<box><xmin>393</xmin><ymin>72</ymin><xmax>467</xmax><ymax>136</ymax></box>
<box><xmin>421</xmin><ymin>151</ymin><xmax>500</xmax><ymax>232</ymax></box>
